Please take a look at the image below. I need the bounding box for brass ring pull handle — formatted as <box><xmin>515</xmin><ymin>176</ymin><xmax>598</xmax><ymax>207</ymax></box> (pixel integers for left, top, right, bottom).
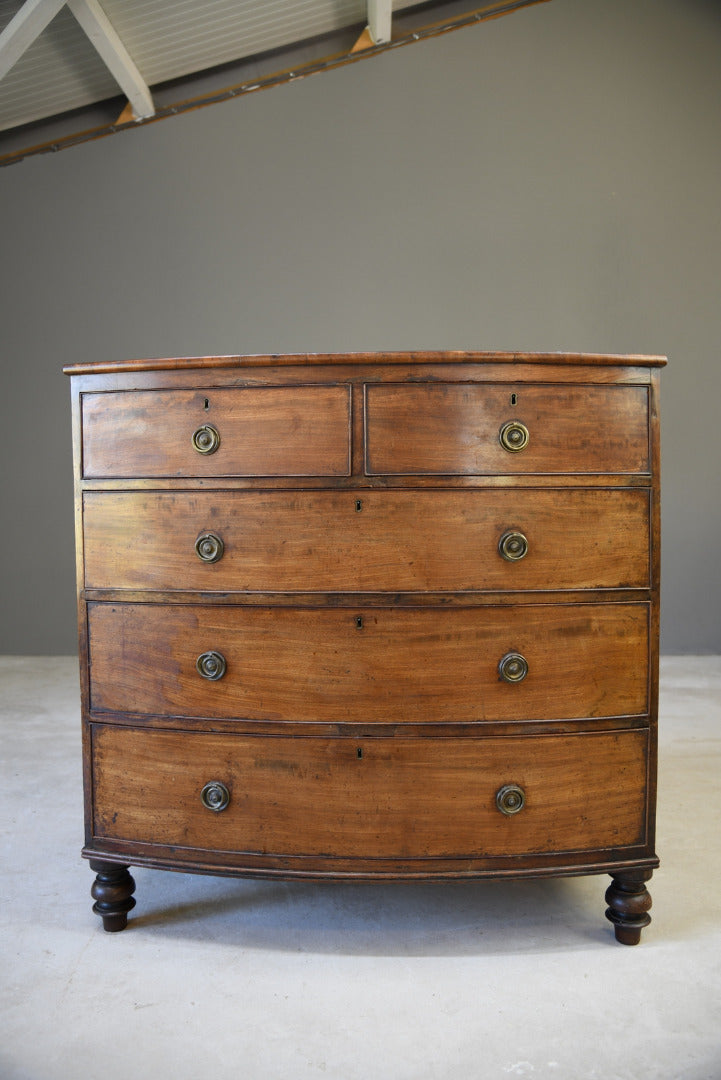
<box><xmin>498</xmin><ymin>530</ymin><xmax>528</xmax><ymax>561</ymax></box>
<box><xmin>499</xmin><ymin>420</ymin><xmax>529</xmax><ymax>453</ymax></box>
<box><xmin>192</xmin><ymin>424</ymin><xmax>220</xmax><ymax>455</ymax></box>
<box><xmin>195</xmin><ymin>532</ymin><xmax>224</xmax><ymax>563</ymax></box>
<box><xmin>196</xmin><ymin>651</ymin><xmax>227</xmax><ymax>681</ymax></box>
<box><xmin>496</xmin><ymin>784</ymin><xmax>526</xmax><ymax>816</ymax></box>
<box><xmin>498</xmin><ymin>652</ymin><xmax>528</xmax><ymax>683</ymax></box>
<box><xmin>200</xmin><ymin>781</ymin><xmax>230</xmax><ymax>813</ymax></box>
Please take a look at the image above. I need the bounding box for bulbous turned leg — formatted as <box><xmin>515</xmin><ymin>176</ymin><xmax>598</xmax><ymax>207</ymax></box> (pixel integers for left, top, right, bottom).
<box><xmin>605</xmin><ymin>868</ymin><xmax>653</xmax><ymax>945</ymax></box>
<box><xmin>89</xmin><ymin>860</ymin><xmax>136</xmax><ymax>932</ymax></box>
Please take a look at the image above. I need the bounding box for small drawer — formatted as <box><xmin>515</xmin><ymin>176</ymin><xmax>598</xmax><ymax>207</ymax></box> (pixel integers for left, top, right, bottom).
<box><xmin>91</xmin><ymin>726</ymin><xmax>649</xmax><ymax>858</ymax></box>
<box><xmin>365</xmin><ymin>383</ymin><xmax>650</xmax><ymax>475</ymax></box>
<box><xmin>81</xmin><ymin>386</ymin><xmax>351</xmax><ymax>477</ymax></box>
<box><xmin>87</xmin><ymin>602</ymin><xmax>650</xmax><ymax>724</ymax></box>
<box><xmin>82</xmin><ymin>488</ymin><xmax>651</xmax><ymax>593</ymax></box>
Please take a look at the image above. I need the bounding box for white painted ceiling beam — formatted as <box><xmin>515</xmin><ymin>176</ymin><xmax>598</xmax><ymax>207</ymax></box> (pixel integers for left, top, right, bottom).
<box><xmin>0</xmin><ymin>0</ymin><xmax>67</xmax><ymax>81</ymax></box>
<box><xmin>367</xmin><ymin>0</ymin><xmax>392</xmax><ymax>45</ymax></box>
<box><xmin>67</xmin><ymin>0</ymin><xmax>154</xmax><ymax>119</ymax></box>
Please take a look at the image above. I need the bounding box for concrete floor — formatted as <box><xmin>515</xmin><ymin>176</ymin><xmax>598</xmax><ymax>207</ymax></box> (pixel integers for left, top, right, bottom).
<box><xmin>1</xmin><ymin>656</ymin><xmax>719</xmax><ymax>1080</ymax></box>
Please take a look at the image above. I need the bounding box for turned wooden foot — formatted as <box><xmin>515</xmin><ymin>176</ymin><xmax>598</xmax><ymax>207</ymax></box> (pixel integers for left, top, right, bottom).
<box><xmin>605</xmin><ymin>869</ymin><xmax>653</xmax><ymax>945</ymax></box>
<box><xmin>90</xmin><ymin>860</ymin><xmax>136</xmax><ymax>932</ymax></box>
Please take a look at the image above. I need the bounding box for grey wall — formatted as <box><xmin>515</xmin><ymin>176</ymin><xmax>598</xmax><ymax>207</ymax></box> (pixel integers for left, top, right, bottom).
<box><xmin>1</xmin><ymin>0</ymin><xmax>720</xmax><ymax>654</ymax></box>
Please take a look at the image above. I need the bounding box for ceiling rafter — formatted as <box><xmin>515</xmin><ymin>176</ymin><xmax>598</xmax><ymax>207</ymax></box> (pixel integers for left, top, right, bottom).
<box><xmin>0</xmin><ymin>0</ymin><xmax>154</xmax><ymax>120</ymax></box>
<box><xmin>66</xmin><ymin>0</ymin><xmax>153</xmax><ymax>119</ymax></box>
<box><xmin>0</xmin><ymin>0</ymin><xmax>552</xmax><ymax>168</ymax></box>
<box><xmin>367</xmin><ymin>0</ymin><xmax>392</xmax><ymax>45</ymax></box>
<box><xmin>0</xmin><ymin>0</ymin><xmax>67</xmax><ymax>79</ymax></box>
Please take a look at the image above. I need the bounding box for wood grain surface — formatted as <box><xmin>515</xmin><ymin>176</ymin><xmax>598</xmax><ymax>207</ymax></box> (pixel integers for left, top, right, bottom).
<box><xmin>88</xmin><ymin>602</ymin><xmax>649</xmax><ymax>723</ymax></box>
<box><xmin>82</xmin><ymin>488</ymin><xmax>650</xmax><ymax>592</ymax></box>
<box><xmin>64</xmin><ymin>350</ymin><xmax>668</xmax><ymax>376</ymax></box>
<box><xmin>81</xmin><ymin>385</ymin><xmax>351</xmax><ymax>478</ymax></box>
<box><xmin>91</xmin><ymin>725</ymin><xmax>649</xmax><ymax>858</ymax></box>
<box><xmin>365</xmin><ymin>383</ymin><xmax>649</xmax><ymax>474</ymax></box>
<box><xmin>68</xmin><ymin>353</ymin><xmax>661</xmax><ymax>929</ymax></box>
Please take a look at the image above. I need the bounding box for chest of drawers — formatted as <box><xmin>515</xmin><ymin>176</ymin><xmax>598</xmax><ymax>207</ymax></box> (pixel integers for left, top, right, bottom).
<box><xmin>65</xmin><ymin>351</ymin><xmax>664</xmax><ymax>944</ymax></box>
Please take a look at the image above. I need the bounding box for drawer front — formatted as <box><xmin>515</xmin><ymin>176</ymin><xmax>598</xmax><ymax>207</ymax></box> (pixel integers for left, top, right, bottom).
<box><xmin>81</xmin><ymin>386</ymin><xmax>351</xmax><ymax>477</ymax></box>
<box><xmin>365</xmin><ymin>383</ymin><xmax>650</xmax><ymax>475</ymax></box>
<box><xmin>83</xmin><ymin>488</ymin><xmax>650</xmax><ymax>592</ymax></box>
<box><xmin>88</xmin><ymin>602</ymin><xmax>649</xmax><ymax>723</ymax></box>
<box><xmin>91</xmin><ymin>726</ymin><xmax>649</xmax><ymax>857</ymax></box>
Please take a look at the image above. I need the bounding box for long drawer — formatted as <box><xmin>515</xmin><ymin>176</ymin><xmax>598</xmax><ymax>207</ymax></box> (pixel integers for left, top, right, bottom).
<box><xmin>91</xmin><ymin>726</ymin><xmax>649</xmax><ymax>858</ymax></box>
<box><xmin>365</xmin><ymin>383</ymin><xmax>650</xmax><ymax>475</ymax></box>
<box><xmin>82</xmin><ymin>488</ymin><xmax>650</xmax><ymax>592</ymax></box>
<box><xmin>81</xmin><ymin>386</ymin><xmax>352</xmax><ymax>478</ymax></box>
<box><xmin>87</xmin><ymin>602</ymin><xmax>649</xmax><ymax>723</ymax></box>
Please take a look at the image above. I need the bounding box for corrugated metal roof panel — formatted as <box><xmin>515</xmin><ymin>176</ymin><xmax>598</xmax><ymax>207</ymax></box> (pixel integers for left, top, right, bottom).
<box><xmin>100</xmin><ymin>1</ymin><xmax>368</xmax><ymax>85</ymax></box>
<box><xmin>0</xmin><ymin>4</ymin><xmax>118</xmax><ymax>130</ymax></box>
<box><xmin>0</xmin><ymin>0</ymin><xmax>445</xmax><ymax>133</ymax></box>
<box><xmin>0</xmin><ymin>0</ymin><xmax>379</xmax><ymax>131</ymax></box>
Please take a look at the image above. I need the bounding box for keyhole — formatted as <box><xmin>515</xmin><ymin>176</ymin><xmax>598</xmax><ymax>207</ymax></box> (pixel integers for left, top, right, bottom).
<box><xmin>356</xmin><ymin>616</ymin><xmax>363</xmax><ymax>629</ymax></box>
<box><xmin>510</xmin><ymin>393</ymin><xmax>517</xmax><ymax>406</ymax></box>
<box><xmin>355</xmin><ymin>499</ymin><xmax>363</xmax><ymax>512</ymax></box>
<box><xmin>204</xmin><ymin>398</ymin><xmax>210</xmax><ymax>411</ymax></box>
<box><xmin>357</xmin><ymin>747</ymin><xmax>363</xmax><ymax>759</ymax></box>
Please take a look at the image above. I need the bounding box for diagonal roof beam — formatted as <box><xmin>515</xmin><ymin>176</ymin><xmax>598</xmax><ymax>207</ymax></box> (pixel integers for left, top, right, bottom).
<box><xmin>0</xmin><ymin>0</ymin><xmax>67</xmax><ymax>80</ymax></box>
<box><xmin>0</xmin><ymin>0</ymin><xmax>153</xmax><ymax>120</ymax></box>
<box><xmin>66</xmin><ymin>0</ymin><xmax>153</xmax><ymax>119</ymax></box>
<box><xmin>367</xmin><ymin>0</ymin><xmax>392</xmax><ymax>45</ymax></box>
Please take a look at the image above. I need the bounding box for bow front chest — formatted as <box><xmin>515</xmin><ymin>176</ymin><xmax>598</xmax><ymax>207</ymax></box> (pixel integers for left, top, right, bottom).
<box><xmin>65</xmin><ymin>351</ymin><xmax>664</xmax><ymax>943</ymax></box>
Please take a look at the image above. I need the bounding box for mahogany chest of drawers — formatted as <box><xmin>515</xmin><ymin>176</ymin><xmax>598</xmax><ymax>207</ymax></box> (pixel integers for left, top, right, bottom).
<box><xmin>65</xmin><ymin>351</ymin><xmax>664</xmax><ymax>944</ymax></box>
